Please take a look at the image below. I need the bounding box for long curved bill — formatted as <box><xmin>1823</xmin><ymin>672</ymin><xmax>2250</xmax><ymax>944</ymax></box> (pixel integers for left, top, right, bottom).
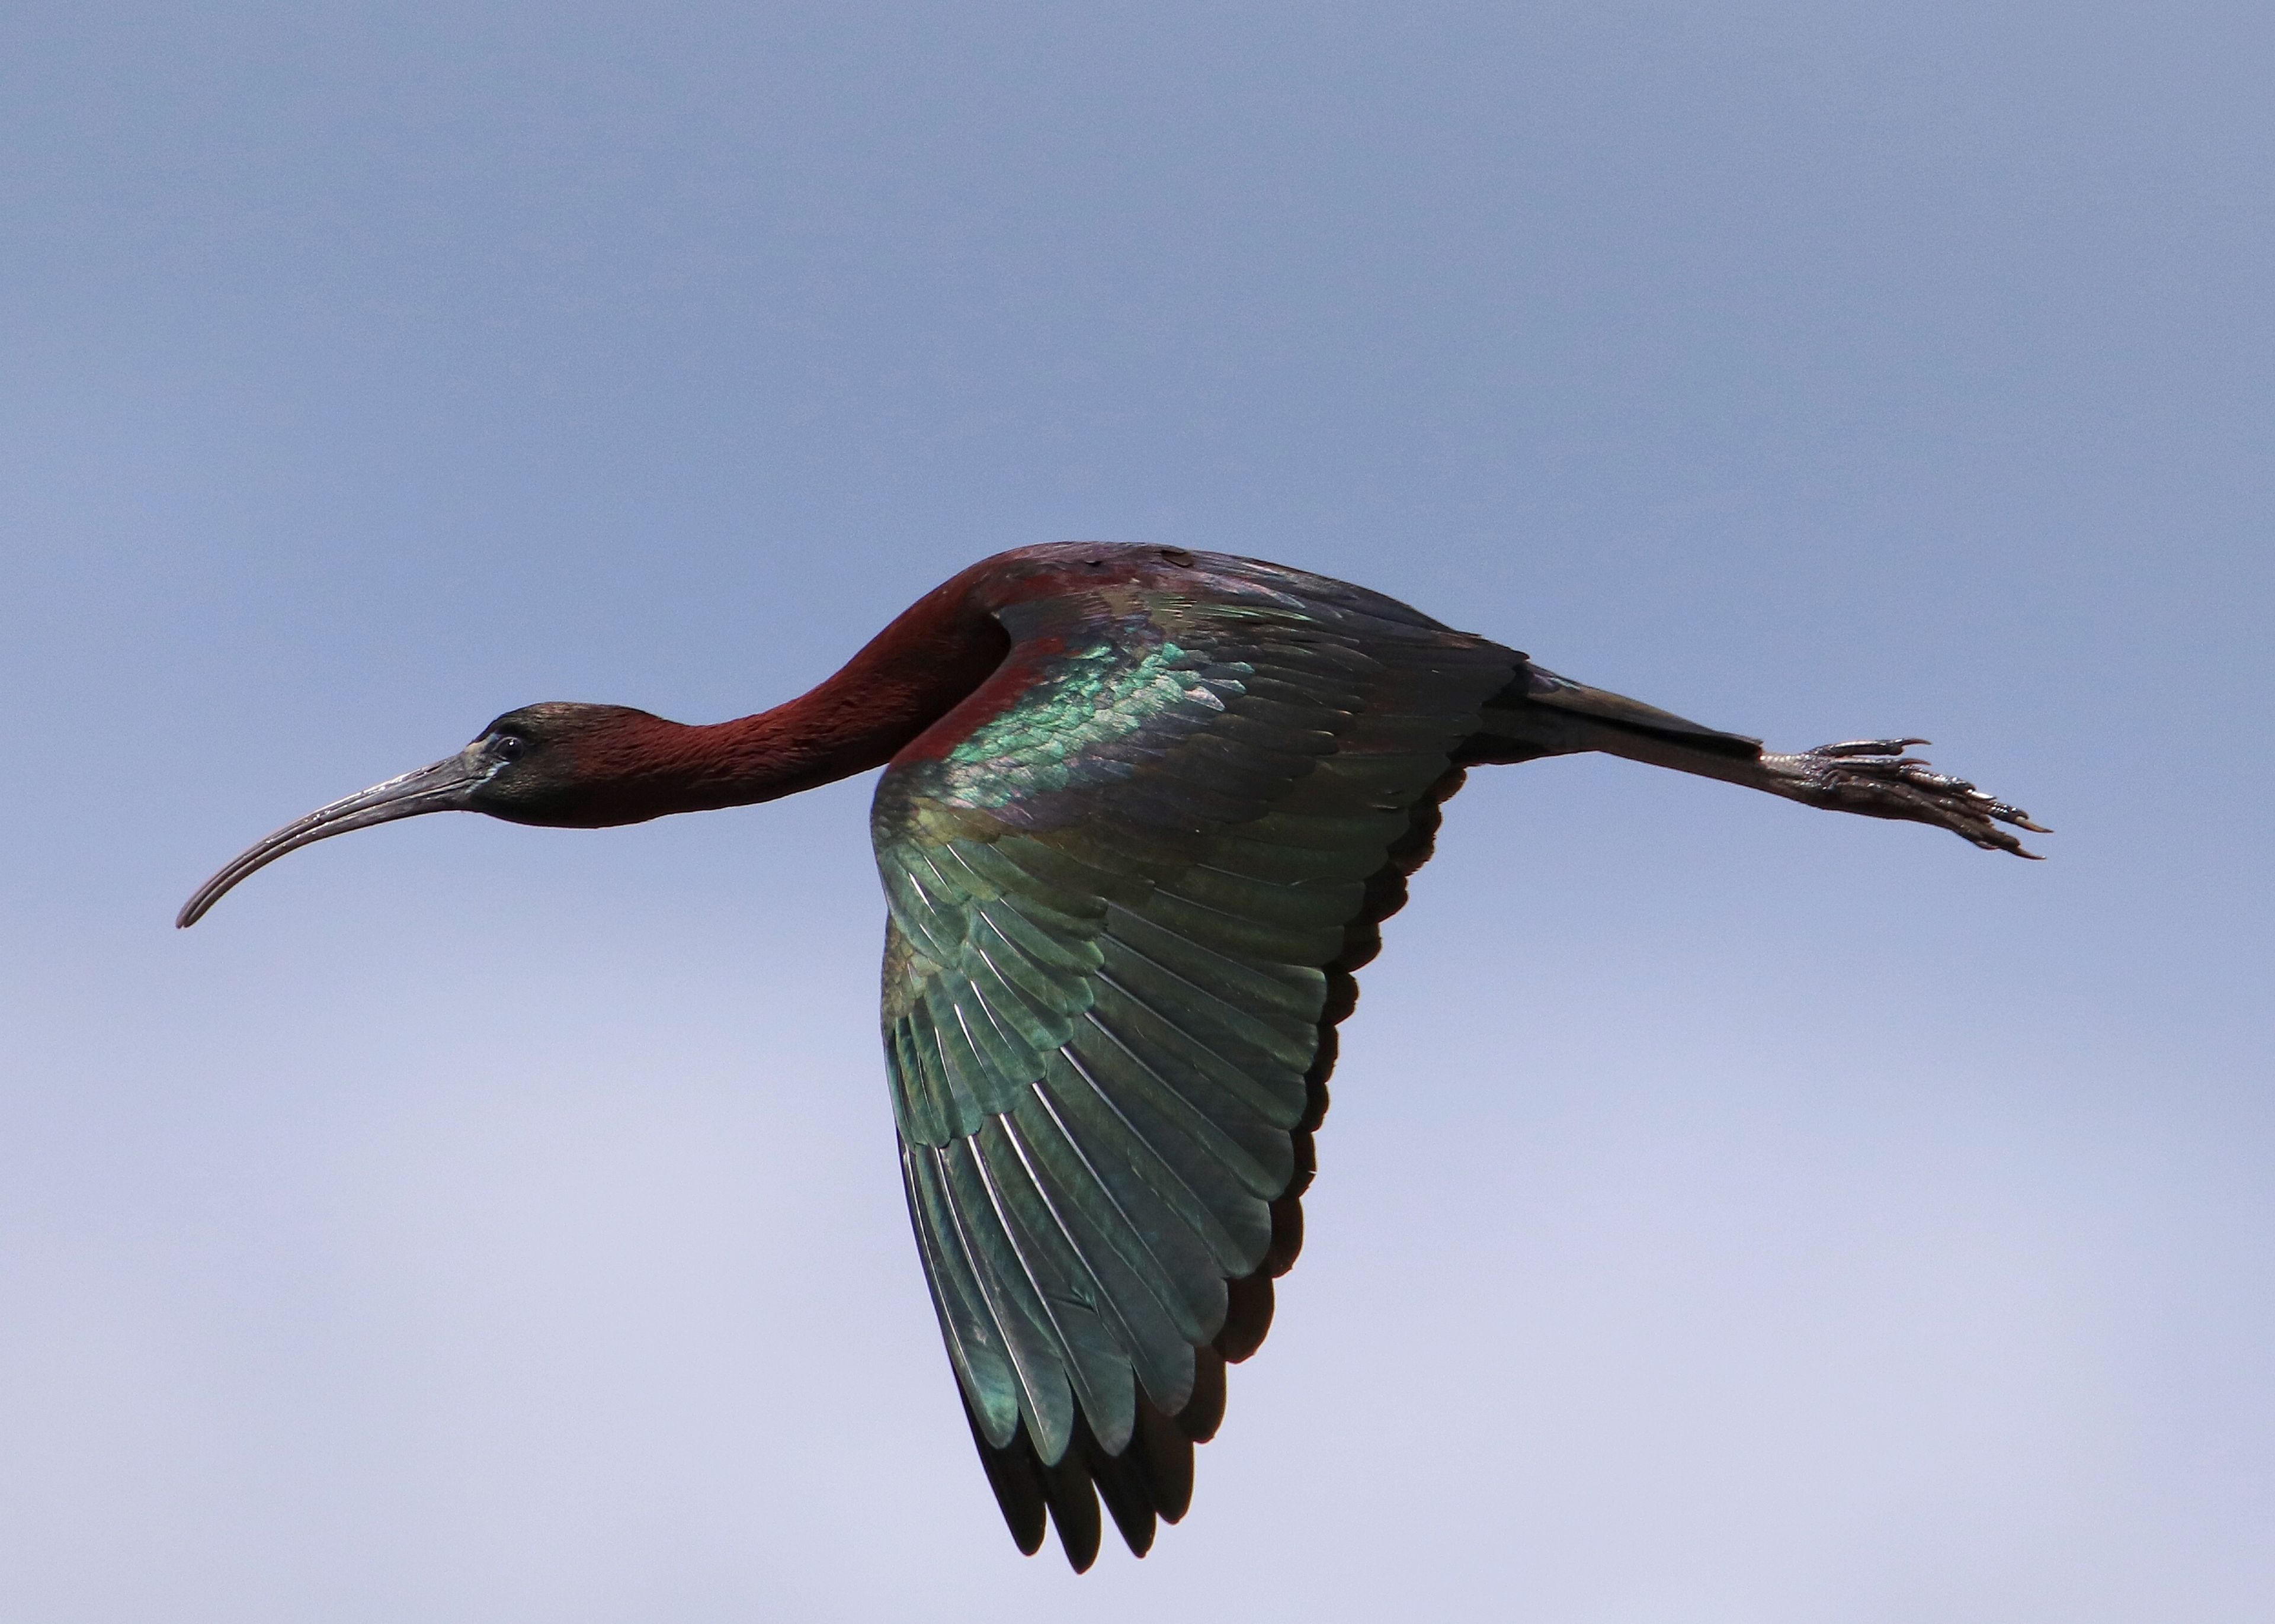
<box><xmin>176</xmin><ymin>749</ymin><xmax>486</xmax><ymax>928</ymax></box>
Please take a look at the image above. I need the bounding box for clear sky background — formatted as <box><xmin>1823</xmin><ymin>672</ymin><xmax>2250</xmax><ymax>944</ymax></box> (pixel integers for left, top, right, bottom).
<box><xmin>3</xmin><ymin>5</ymin><xmax>2269</xmax><ymax>1620</ymax></box>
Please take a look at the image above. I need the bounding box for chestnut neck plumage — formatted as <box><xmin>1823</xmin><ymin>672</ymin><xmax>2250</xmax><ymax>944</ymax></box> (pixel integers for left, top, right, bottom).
<box><xmin>564</xmin><ymin>569</ymin><xmax>1014</xmax><ymax>825</ymax></box>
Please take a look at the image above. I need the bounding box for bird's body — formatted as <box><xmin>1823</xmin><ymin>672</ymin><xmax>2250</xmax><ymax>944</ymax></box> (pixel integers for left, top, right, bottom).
<box><xmin>180</xmin><ymin>543</ymin><xmax>2044</xmax><ymax>1570</ymax></box>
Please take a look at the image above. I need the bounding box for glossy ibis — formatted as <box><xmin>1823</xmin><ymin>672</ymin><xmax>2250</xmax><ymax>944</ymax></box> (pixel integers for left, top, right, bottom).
<box><xmin>178</xmin><ymin>543</ymin><xmax>2044</xmax><ymax>1570</ymax></box>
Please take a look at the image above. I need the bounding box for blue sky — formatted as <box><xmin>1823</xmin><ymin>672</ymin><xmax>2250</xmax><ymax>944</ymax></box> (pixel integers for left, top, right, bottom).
<box><xmin>3</xmin><ymin>4</ymin><xmax>2269</xmax><ymax>1619</ymax></box>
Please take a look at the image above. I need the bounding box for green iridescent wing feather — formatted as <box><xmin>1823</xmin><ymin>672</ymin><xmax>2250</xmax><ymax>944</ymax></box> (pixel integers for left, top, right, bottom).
<box><xmin>871</xmin><ymin>551</ymin><xmax>1521</xmax><ymax>1568</ymax></box>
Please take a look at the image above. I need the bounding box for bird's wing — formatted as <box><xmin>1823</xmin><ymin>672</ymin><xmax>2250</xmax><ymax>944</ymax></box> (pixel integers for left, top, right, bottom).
<box><xmin>870</xmin><ymin>552</ymin><xmax>1518</xmax><ymax>1567</ymax></box>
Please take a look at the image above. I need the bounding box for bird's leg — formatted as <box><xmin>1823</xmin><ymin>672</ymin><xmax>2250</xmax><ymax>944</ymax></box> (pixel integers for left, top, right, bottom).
<box><xmin>1479</xmin><ymin>669</ymin><xmax>2049</xmax><ymax>858</ymax></box>
<box><xmin>1751</xmin><ymin>738</ymin><xmax>2049</xmax><ymax>857</ymax></box>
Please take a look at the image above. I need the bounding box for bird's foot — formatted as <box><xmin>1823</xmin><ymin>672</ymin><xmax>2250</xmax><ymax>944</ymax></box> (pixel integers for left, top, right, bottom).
<box><xmin>1762</xmin><ymin>739</ymin><xmax>2049</xmax><ymax>858</ymax></box>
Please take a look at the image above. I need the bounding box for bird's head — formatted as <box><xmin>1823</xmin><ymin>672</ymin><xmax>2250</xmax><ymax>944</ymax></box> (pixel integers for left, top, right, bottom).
<box><xmin>176</xmin><ymin>701</ymin><xmax>672</xmax><ymax>927</ymax></box>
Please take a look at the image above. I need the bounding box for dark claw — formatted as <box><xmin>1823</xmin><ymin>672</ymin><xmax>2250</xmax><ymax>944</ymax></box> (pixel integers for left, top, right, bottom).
<box><xmin>1898</xmin><ymin>766</ymin><xmax>1975</xmax><ymax>792</ymax></box>
<box><xmin>1812</xmin><ymin>738</ymin><xmax>1931</xmax><ymax>758</ymax></box>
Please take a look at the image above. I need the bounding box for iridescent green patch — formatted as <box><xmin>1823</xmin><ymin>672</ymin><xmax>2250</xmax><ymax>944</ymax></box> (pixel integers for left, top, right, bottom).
<box><xmin>937</xmin><ymin>632</ymin><xmax>1233</xmax><ymax>807</ymax></box>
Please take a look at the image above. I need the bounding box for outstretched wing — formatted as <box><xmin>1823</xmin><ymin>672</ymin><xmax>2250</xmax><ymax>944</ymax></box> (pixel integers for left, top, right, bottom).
<box><xmin>871</xmin><ymin>548</ymin><xmax>1520</xmax><ymax>1568</ymax></box>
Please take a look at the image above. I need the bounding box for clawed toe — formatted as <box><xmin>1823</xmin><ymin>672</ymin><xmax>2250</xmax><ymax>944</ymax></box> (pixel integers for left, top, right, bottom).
<box><xmin>1768</xmin><ymin>739</ymin><xmax>2049</xmax><ymax>858</ymax></box>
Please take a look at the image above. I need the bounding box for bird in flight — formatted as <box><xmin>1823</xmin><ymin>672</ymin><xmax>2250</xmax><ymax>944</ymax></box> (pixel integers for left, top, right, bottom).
<box><xmin>180</xmin><ymin>543</ymin><xmax>2044</xmax><ymax>1570</ymax></box>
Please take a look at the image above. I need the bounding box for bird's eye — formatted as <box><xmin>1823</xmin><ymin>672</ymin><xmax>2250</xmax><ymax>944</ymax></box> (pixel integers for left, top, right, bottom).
<box><xmin>491</xmin><ymin>735</ymin><xmax>526</xmax><ymax>762</ymax></box>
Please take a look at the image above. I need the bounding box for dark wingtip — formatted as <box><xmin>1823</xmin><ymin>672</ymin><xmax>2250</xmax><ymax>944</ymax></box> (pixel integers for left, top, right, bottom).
<box><xmin>1040</xmin><ymin>1451</ymin><xmax>1102</xmax><ymax>1572</ymax></box>
<box><xmin>1083</xmin><ymin>1413</ymin><xmax>1161</xmax><ymax>1558</ymax></box>
<box><xmin>1214</xmin><ymin>1273</ymin><xmax>1276</xmax><ymax>1363</ymax></box>
<box><xmin>963</xmin><ymin>1394</ymin><xmax>1048</xmax><ymax>1556</ymax></box>
<box><xmin>1135</xmin><ymin>1398</ymin><xmax>1195</xmax><ymax>1524</ymax></box>
<box><xmin>1177</xmin><ymin>1349</ymin><xmax>1228</xmax><ymax>1443</ymax></box>
<box><xmin>961</xmin><ymin>1387</ymin><xmax>1204</xmax><ymax>1569</ymax></box>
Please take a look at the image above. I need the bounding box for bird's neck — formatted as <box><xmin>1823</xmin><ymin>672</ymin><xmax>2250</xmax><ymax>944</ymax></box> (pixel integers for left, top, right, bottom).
<box><xmin>581</xmin><ymin>572</ymin><xmax>1014</xmax><ymax>821</ymax></box>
